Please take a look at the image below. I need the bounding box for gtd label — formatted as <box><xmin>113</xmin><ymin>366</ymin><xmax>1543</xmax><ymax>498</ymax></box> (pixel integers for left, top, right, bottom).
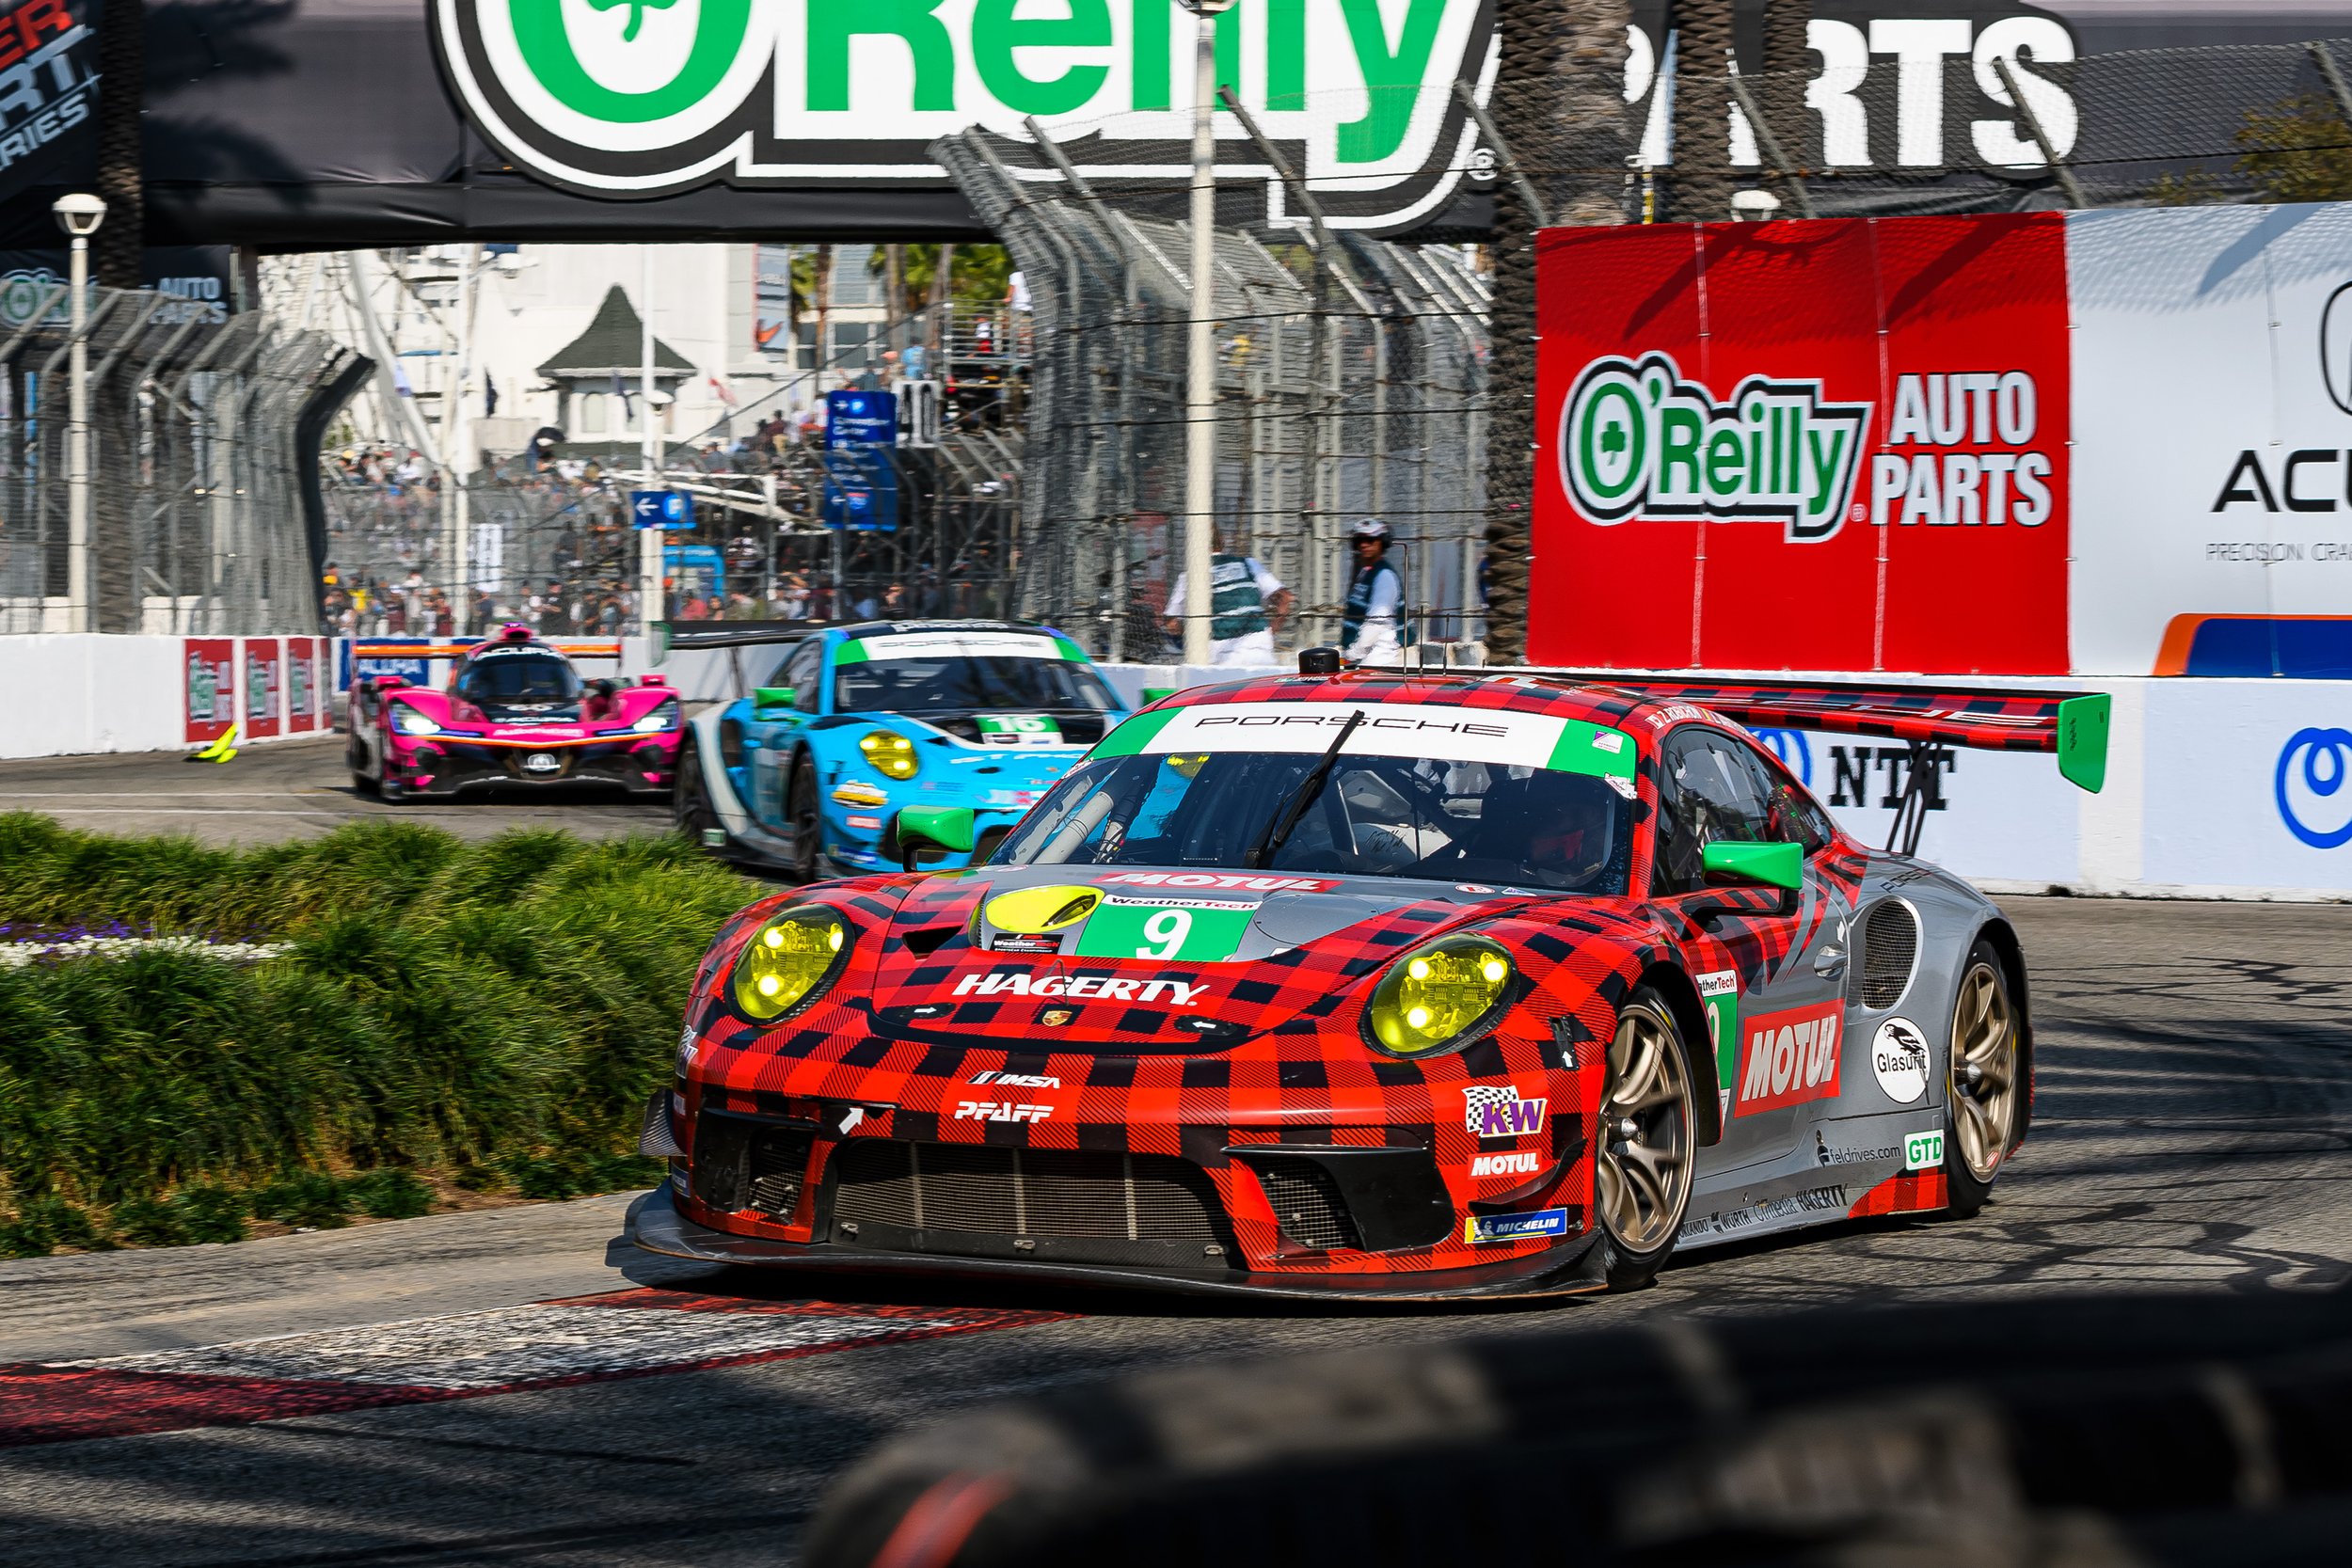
<box><xmin>2277</xmin><ymin>728</ymin><xmax>2352</xmax><ymax>849</ymax></box>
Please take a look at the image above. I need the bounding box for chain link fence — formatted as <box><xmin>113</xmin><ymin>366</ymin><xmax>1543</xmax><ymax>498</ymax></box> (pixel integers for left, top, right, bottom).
<box><xmin>0</xmin><ymin>285</ymin><xmax>367</xmax><ymax>636</ymax></box>
<box><xmin>935</xmin><ymin>123</ymin><xmax>1491</xmax><ymax>665</ymax></box>
<box><xmin>320</xmin><ymin>302</ymin><xmax>1027</xmax><ymax>639</ymax></box>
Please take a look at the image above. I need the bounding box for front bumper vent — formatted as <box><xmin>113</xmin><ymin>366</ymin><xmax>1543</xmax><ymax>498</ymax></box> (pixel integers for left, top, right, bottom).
<box><xmin>690</xmin><ymin>1109</ymin><xmax>816</xmax><ymax>1219</ymax></box>
<box><xmin>829</xmin><ymin>1141</ymin><xmax>1236</xmax><ymax>1269</ymax></box>
<box><xmin>1249</xmin><ymin>1156</ymin><xmax>1361</xmax><ymax>1251</ymax></box>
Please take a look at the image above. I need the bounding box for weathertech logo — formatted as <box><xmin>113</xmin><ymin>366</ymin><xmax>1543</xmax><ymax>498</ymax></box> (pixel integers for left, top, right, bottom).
<box><xmin>1464</xmin><ymin>1086</ymin><xmax>1547</xmax><ymax>1139</ymax></box>
<box><xmin>1735</xmin><ymin>1002</ymin><xmax>1845</xmax><ymax>1116</ymax></box>
<box><xmin>1559</xmin><ymin>352</ymin><xmax>1870</xmax><ymax>542</ymax></box>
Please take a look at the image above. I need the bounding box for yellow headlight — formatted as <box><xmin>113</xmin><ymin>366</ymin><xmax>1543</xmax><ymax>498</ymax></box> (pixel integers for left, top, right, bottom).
<box><xmin>732</xmin><ymin>908</ymin><xmax>850</xmax><ymax>1021</ymax></box>
<box><xmin>1365</xmin><ymin>936</ymin><xmax>1515</xmax><ymax>1057</ymax></box>
<box><xmin>860</xmin><ymin>730</ymin><xmax>919</xmax><ymax>781</ymax></box>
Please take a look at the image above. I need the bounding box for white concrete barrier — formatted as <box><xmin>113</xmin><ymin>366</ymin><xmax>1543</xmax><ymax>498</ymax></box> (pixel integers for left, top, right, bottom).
<box><xmin>4</xmin><ymin>637</ymin><xmax>2346</xmax><ymax>900</ymax></box>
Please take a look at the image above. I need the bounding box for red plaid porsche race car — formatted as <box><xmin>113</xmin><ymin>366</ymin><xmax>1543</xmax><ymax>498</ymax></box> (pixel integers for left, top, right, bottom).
<box><xmin>630</xmin><ymin>658</ymin><xmax>2107</xmax><ymax>1298</ymax></box>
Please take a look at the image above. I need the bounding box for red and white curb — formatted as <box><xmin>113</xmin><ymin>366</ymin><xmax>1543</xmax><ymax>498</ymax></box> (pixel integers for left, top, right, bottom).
<box><xmin>0</xmin><ymin>1289</ymin><xmax>1060</xmax><ymax>1449</ymax></box>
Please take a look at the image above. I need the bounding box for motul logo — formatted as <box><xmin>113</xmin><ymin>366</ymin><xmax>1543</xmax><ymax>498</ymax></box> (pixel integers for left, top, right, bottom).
<box><xmin>1735</xmin><ymin>1003</ymin><xmax>1846</xmax><ymax>1116</ymax></box>
<box><xmin>1470</xmin><ymin>1151</ymin><xmax>1542</xmax><ymax>1178</ymax></box>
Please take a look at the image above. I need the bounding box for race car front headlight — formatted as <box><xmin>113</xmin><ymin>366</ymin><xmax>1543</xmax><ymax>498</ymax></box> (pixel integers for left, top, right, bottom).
<box><xmin>391</xmin><ymin>705</ymin><xmax>441</xmax><ymax>736</ymax></box>
<box><xmin>860</xmin><ymin>729</ymin><xmax>919</xmax><ymax>781</ymax></box>
<box><xmin>1364</xmin><ymin>935</ymin><xmax>1516</xmax><ymax>1058</ymax></box>
<box><xmin>731</xmin><ymin>907</ymin><xmax>850</xmax><ymax>1022</ymax></box>
<box><xmin>630</xmin><ymin>699</ymin><xmax>680</xmax><ymax>734</ymax></box>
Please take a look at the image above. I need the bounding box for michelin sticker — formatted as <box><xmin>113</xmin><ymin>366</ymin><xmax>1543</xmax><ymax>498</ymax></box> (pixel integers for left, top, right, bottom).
<box><xmin>1872</xmin><ymin>1016</ymin><xmax>1931</xmax><ymax>1105</ymax></box>
<box><xmin>1465</xmin><ymin>1209</ymin><xmax>1569</xmax><ymax>1244</ymax></box>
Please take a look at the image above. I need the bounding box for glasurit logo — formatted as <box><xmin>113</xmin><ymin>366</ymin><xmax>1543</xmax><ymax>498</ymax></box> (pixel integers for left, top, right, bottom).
<box><xmin>1559</xmin><ymin>353</ymin><xmax>1871</xmax><ymax>543</ymax></box>
<box><xmin>432</xmin><ymin>0</ymin><xmax>1493</xmax><ymax>231</ymax></box>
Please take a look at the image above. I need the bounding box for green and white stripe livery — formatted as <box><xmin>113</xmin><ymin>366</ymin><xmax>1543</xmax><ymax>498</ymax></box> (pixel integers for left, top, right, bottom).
<box><xmin>1092</xmin><ymin>702</ymin><xmax>1637</xmax><ymax>781</ymax></box>
<box><xmin>835</xmin><ymin>631</ymin><xmax>1083</xmax><ymax>664</ymax></box>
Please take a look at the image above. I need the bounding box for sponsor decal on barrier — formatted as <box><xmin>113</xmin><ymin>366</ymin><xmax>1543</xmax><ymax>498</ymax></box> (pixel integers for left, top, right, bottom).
<box><xmin>2278</xmin><ymin>728</ymin><xmax>2352</xmax><ymax>849</ymax></box>
<box><xmin>1872</xmin><ymin>1016</ymin><xmax>1931</xmax><ymax>1104</ymax></box>
<box><xmin>1735</xmin><ymin>1002</ymin><xmax>1845</xmax><ymax>1116</ymax></box>
<box><xmin>1470</xmin><ymin>1150</ymin><xmax>1542</xmax><ymax>1179</ymax></box>
<box><xmin>1464</xmin><ymin>1085</ymin><xmax>1547</xmax><ymax>1140</ymax></box>
<box><xmin>183</xmin><ymin>638</ymin><xmax>236</xmax><ymax>744</ymax></box>
<box><xmin>955</xmin><ymin>1101</ymin><xmax>1051</xmax><ymax>1124</ymax></box>
<box><xmin>1560</xmin><ymin>353</ymin><xmax>1872</xmax><ymax>542</ymax></box>
<box><xmin>1905</xmin><ymin>1130</ymin><xmax>1947</xmax><ymax>1171</ymax></box>
<box><xmin>1464</xmin><ymin>1208</ymin><xmax>1568</xmax><ymax>1245</ymax></box>
<box><xmin>950</xmin><ymin>971</ymin><xmax>1209</xmax><ymax>1006</ymax></box>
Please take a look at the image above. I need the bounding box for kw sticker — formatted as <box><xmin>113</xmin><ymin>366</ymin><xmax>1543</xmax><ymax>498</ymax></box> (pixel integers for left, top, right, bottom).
<box><xmin>951</xmin><ymin>971</ymin><xmax>1209</xmax><ymax>1006</ymax></box>
<box><xmin>1734</xmin><ymin>1001</ymin><xmax>1845</xmax><ymax>1116</ymax></box>
<box><xmin>1464</xmin><ymin>1085</ymin><xmax>1547</xmax><ymax>1139</ymax></box>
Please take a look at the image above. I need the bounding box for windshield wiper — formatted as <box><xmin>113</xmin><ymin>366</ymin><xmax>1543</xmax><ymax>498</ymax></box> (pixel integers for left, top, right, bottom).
<box><xmin>1245</xmin><ymin>709</ymin><xmax>1364</xmax><ymax>869</ymax></box>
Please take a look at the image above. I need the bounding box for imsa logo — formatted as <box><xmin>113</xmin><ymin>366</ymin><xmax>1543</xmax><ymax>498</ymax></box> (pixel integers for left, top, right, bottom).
<box><xmin>1559</xmin><ymin>352</ymin><xmax>1872</xmax><ymax>543</ymax></box>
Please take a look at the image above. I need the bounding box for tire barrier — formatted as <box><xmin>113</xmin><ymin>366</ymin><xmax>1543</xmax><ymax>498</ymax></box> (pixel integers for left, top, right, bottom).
<box><xmin>805</xmin><ymin>1288</ymin><xmax>2352</xmax><ymax>1568</ymax></box>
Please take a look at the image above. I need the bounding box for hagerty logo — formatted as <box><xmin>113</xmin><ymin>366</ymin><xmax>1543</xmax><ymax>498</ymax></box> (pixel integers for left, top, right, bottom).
<box><xmin>1559</xmin><ymin>352</ymin><xmax>1871</xmax><ymax>543</ymax></box>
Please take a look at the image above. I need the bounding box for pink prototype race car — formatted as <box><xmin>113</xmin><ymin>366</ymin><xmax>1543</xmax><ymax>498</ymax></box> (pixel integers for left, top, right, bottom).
<box><xmin>346</xmin><ymin>625</ymin><xmax>682</xmax><ymax>800</ymax></box>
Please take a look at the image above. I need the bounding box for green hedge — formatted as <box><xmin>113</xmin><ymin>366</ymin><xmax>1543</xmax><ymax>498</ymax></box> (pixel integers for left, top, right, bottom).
<box><xmin>0</xmin><ymin>814</ymin><xmax>764</xmax><ymax>1244</ymax></box>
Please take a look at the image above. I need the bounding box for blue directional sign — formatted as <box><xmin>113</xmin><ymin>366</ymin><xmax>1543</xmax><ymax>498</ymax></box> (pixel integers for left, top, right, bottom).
<box><xmin>822</xmin><ymin>389</ymin><xmax>899</xmax><ymax>531</ymax></box>
<box><xmin>629</xmin><ymin>489</ymin><xmax>692</xmax><ymax>530</ymax></box>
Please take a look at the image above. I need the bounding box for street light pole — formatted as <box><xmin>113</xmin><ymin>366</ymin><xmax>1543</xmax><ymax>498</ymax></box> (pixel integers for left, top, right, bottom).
<box><xmin>1181</xmin><ymin>0</ymin><xmax>1234</xmax><ymax>669</ymax></box>
<box><xmin>639</xmin><ymin>244</ymin><xmax>661</xmax><ymax>640</ymax></box>
<box><xmin>52</xmin><ymin>194</ymin><xmax>104</xmax><ymax>634</ymax></box>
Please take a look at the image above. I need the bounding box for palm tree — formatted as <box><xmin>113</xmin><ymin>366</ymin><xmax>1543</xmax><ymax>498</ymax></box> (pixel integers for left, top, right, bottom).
<box><xmin>94</xmin><ymin>0</ymin><xmax>143</xmax><ymax>288</ymax></box>
<box><xmin>1667</xmin><ymin>0</ymin><xmax>1737</xmax><ymax>220</ymax></box>
<box><xmin>1481</xmin><ymin>0</ymin><xmax>1631</xmax><ymax>661</ymax></box>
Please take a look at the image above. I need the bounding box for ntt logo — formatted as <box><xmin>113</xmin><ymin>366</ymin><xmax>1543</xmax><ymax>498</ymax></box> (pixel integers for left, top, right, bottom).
<box><xmin>2277</xmin><ymin>728</ymin><xmax>2352</xmax><ymax>848</ymax></box>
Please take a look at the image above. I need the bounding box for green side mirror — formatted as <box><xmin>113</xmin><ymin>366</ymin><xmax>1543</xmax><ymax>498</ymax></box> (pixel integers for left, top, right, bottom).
<box><xmin>896</xmin><ymin>805</ymin><xmax>977</xmax><ymax>871</ymax></box>
<box><xmin>753</xmin><ymin>686</ymin><xmax>795</xmax><ymax>713</ymax></box>
<box><xmin>1701</xmin><ymin>840</ymin><xmax>1804</xmax><ymax>893</ymax></box>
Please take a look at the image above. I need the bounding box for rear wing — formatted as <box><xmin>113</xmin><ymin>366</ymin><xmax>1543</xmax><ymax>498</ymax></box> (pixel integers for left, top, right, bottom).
<box><xmin>1540</xmin><ymin>673</ymin><xmax>2109</xmax><ymax>792</ymax></box>
<box><xmin>1534</xmin><ymin>673</ymin><xmax>2110</xmax><ymax>860</ymax></box>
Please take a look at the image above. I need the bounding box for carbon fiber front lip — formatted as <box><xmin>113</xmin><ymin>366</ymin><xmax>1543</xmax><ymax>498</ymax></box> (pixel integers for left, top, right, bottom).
<box><xmin>624</xmin><ymin>1187</ymin><xmax>1607</xmax><ymax>1303</ymax></box>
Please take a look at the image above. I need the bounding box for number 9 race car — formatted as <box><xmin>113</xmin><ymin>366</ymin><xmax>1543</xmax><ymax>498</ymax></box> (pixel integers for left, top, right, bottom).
<box><xmin>346</xmin><ymin>625</ymin><xmax>682</xmax><ymax>800</ymax></box>
<box><xmin>671</xmin><ymin>620</ymin><xmax>1129</xmax><ymax>881</ymax></box>
<box><xmin>630</xmin><ymin>657</ymin><xmax>2108</xmax><ymax>1299</ymax></box>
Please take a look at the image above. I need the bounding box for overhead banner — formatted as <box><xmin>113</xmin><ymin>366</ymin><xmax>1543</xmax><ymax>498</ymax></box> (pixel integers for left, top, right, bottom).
<box><xmin>1533</xmin><ymin>202</ymin><xmax>2352</xmax><ymax>680</ymax></box>
<box><xmin>1531</xmin><ymin>214</ymin><xmax>2073</xmax><ymax>675</ymax></box>
<box><xmin>431</xmin><ymin>0</ymin><xmax>1496</xmax><ymax>233</ymax></box>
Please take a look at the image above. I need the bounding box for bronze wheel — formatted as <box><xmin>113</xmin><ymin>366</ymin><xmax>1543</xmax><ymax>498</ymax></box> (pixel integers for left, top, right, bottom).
<box><xmin>1948</xmin><ymin>949</ymin><xmax>2021</xmax><ymax>1186</ymax></box>
<box><xmin>1596</xmin><ymin>993</ymin><xmax>1696</xmax><ymax>1266</ymax></box>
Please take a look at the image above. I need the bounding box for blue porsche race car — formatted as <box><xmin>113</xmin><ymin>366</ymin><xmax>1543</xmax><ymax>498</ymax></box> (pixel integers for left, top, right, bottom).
<box><xmin>673</xmin><ymin>620</ymin><xmax>1131</xmax><ymax>880</ymax></box>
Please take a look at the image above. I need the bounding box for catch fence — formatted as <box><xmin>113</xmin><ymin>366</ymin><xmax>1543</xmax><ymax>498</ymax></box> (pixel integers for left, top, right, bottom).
<box><xmin>0</xmin><ymin>286</ymin><xmax>366</xmax><ymax>636</ymax></box>
<box><xmin>935</xmin><ymin>125</ymin><xmax>1491</xmax><ymax>664</ymax></box>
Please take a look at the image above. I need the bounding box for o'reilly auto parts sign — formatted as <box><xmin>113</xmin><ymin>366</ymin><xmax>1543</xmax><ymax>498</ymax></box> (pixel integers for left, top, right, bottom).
<box><xmin>433</xmin><ymin>0</ymin><xmax>1495</xmax><ymax>231</ymax></box>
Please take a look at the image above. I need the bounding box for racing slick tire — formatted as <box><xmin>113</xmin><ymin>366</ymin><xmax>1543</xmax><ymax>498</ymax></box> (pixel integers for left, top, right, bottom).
<box><xmin>347</xmin><ymin>733</ymin><xmax>379</xmax><ymax>796</ymax></box>
<box><xmin>1944</xmin><ymin>938</ymin><xmax>2023</xmax><ymax>1220</ymax></box>
<box><xmin>787</xmin><ymin>754</ymin><xmax>822</xmax><ymax>883</ymax></box>
<box><xmin>1590</xmin><ymin>984</ymin><xmax>1699</xmax><ymax>1292</ymax></box>
<box><xmin>675</xmin><ymin>744</ymin><xmax>724</xmax><ymax>854</ymax></box>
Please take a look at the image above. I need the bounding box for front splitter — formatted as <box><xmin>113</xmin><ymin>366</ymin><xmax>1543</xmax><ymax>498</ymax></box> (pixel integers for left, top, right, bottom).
<box><xmin>625</xmin><ymin>1187</ymin><xmax>1608</xmax><ymax>1304</ymax></box>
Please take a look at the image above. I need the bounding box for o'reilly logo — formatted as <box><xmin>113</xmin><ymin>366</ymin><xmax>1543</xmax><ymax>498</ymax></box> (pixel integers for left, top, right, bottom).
<box><xmin>1559</xmin><ymin>353</ymin><xmax>1871</xmax><ymax>543</ymax></box>
<box><xmin>433</xmin><ymin>0</ymin><xmax>1491</xmax><ymax>231</ymax></box>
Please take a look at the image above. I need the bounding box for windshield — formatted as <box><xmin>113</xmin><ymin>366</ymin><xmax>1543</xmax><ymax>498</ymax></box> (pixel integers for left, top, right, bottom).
<box><xmin>994</xmin><ymin>752</ymin><xmax>1633</xmax><ymax>894</ymax></box>
<box><xmin>456</xmin><ymin>651</ymin><xmax>581</xmax><ymax>704</ymax></box>
<box><xmin>834</xmin><ymin>657</ymin><xmax>1120</xmax><ymax>715</ymax></box>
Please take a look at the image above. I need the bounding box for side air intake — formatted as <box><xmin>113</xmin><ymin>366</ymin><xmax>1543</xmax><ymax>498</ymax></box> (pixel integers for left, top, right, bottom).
<box><xmin>1857</xmin><ymin>899</ymin><xmax>1920</xmax><ymax>1010</ymax></box>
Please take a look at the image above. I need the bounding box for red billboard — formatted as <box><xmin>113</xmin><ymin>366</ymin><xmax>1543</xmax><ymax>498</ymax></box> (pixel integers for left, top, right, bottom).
<box><xmin>1531</xmin><ymin>214</ymin><xmax>2072</xmax><ymax>675</ymax></box>
<box><xmin>183</xmin><ymin>638</ymin><xmax>236</xmax><ymax>744</ymax></box>
<box><xmin>243</xmin><ymin>639</ymin><xmax>283</xmax><ymax>738</ymax></box>
<box><xmin>285</xmin><ymin>636</ymin><xmax>323</xmax><ymax>733</ymax></box>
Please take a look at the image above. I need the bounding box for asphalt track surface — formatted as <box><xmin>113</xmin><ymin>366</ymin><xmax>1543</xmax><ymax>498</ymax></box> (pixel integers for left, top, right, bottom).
<box><xmin>0</xmin><ymin>735</ymin><xmax>671</xmax><ymax>845</ymax></box>
<box><xmin>3</xmin><ymin>814</ymin><xmax>2350</xmax><ymax>1561</ymax></box>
